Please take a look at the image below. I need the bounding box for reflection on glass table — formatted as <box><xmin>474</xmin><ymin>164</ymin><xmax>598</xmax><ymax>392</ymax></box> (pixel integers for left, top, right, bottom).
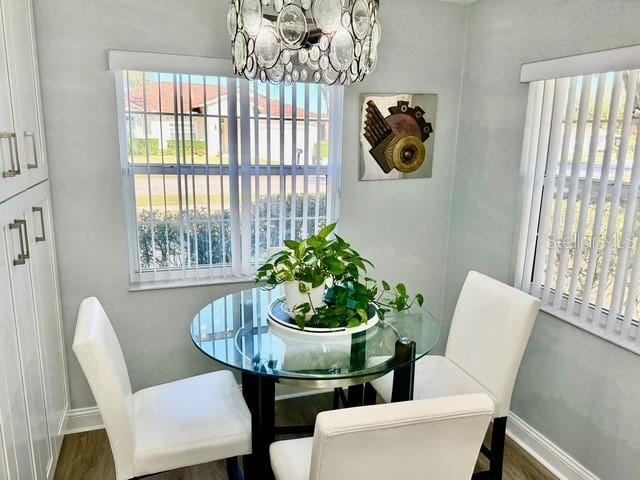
<box><xmin>190</xmin><ymin>286</ymin><xmax>440</xmax><ymax>387</ymax></box>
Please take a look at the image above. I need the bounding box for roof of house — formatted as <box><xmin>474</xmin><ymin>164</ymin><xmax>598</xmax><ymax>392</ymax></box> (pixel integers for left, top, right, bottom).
<box><xmin>127</xmin><ymin>82</ymin><xmax>319</xmax><ymax>120</ymax></box>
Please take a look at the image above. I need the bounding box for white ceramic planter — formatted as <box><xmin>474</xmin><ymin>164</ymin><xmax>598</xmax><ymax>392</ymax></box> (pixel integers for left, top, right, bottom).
<box><xmin>268</xmin><ymin>297</ymin><xmax>380</xmax><ymax>337</ymax></box>
<box><xmin>283</xmin><ymin>281</ymin><xmax>325</xmax><ymax>311</ymax></box>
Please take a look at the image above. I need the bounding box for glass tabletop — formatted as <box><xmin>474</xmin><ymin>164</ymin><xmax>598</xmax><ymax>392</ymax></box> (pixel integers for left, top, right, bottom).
<box><xmin>190</xmin><ymin>286</ymin><xmax>440</xmax><ymax>385</ymax></box>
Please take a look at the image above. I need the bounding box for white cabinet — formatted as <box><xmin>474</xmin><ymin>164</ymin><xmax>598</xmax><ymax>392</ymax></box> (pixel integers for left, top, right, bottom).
<box><xmin>0</xmin><ymin>8</ymin><xmax>19</xmax><ymax>198</ymax></box>
<box><xmin>30</xmin><ymin>193</ymin><xmax>67</xmax><ymax>461</ymax></box>
<box><xmin>0</xmin><ymin>0</ymin><xmax>47</xmax><ymax>203</ymax></box>
<box><xmin>5</xmin><ymin>204</ymin><xmax>49</xmax><ymax>480</ymax></box>
<box><xmin>0</xmin><ymin>182</ymin><xmax>68</xmax><ymax>480</ymax></box>
<box><xmin>0</xmin><ymin>433</ymin><xmax>7</xmax><ymax>480</ymax></box>
<box><xmin>0</xmin><ymin>1</ymin><xmax>67</xmax><ymax>477</ymax></box>
<box><xmin>0</xmin><ymin>218</ymin><xmax>36</xmax><ymax>480</ymax></box>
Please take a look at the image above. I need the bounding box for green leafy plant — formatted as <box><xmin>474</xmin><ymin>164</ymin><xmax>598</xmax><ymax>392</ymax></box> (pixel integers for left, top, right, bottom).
<box><xmin>256</xmin><ymin>223</ymin><xmax>425</xmax><ymax>329</ymax></box>
<box><xmin>255</xmin><ymin>223</ymin><xmax>337</xmax><ymax>300</ymax></box>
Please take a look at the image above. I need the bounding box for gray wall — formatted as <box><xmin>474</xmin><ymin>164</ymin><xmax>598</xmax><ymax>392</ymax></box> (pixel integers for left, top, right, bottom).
<box><xmin>338</xmin><ymin>1</ymin><xmax>467</xmax><ymax>343</ymax></box>
<box><xmin>445</xmin><ymin>0</ymin><xmax>640</xmax><ymax>478</ymax></box>
<box><xmin>33</xmin><ymin>0</ymin><xmax>468</xmax><ymax>409</ymax></box>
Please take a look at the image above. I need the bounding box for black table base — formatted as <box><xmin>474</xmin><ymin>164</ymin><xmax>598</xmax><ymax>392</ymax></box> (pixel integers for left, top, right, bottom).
<box><xmin>241</xmin><ymin>372</ymin><xmax>276</xmax><ymax>480</ymax></box>
<box><xmin>391</xmin><ymin>339</ymin><xmax>417</xmax><ymax>402</ymax></box>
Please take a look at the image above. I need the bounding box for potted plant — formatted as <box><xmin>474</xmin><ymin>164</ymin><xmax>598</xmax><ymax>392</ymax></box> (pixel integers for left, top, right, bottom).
<box><xmin>256</xmin><ymin>223</ymin><xmax>424</xmax><ymax>331</ymax></box>
<box><xmin>256</xmin><ymin>223</ymin><xmax>336</xmax><ymax>311</ymax></box>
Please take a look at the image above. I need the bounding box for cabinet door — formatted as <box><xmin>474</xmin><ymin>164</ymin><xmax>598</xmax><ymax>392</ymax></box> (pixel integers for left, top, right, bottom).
<box><xmin>29</xmin><ymin>194</ymin><xmax>67</xmax><ymax>465</ymax></box>
<box><xmin>5</xmin><ymin>210</ymin><xmax>50</xmax><ymax>479</ymax></box>
<box><xmin>1</xmin><ymin>0</ymin><xmax>47</xmax><ymax>194</ymax></box>
<box><xmin>0</xmin><ymin>12</ymin><xmax>20</xmax><ymax>203</ymax></box>
<box><xmin>0</xmin><ymin>224</ymin><xmax>35</xmax><ymax>480</ymax></box>
<box><xmin>0</xmin><ymin>429</ymin><xmax>7</xmax><ymax>479</ymax></box>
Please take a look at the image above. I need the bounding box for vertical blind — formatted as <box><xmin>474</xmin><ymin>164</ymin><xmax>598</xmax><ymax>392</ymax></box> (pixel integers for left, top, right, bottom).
<box><xmin>117</xmin><ymin>70</ymin><xmax>342</xmax><ymax>285</ymax></box>
<box><xmin>519</xmin><ymin>68</ymin><xmax>640</xmax><ymax>352</ymax></box>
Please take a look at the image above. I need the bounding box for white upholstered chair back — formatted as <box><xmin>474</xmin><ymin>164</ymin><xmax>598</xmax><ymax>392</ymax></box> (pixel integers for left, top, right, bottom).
<box><xmin>308</xmin><ymin>394</ymin><xmax>494</xmax><ymax>480</ymax></box>
<box><xmin>73</xmin><ymin>297</ymin><xmax>135</xmax><ymax>479</ymax></box>
<box><xmin>446</xmin><ymin>271</ymin><xmax>540</xmax><ymax>417</ymax></box>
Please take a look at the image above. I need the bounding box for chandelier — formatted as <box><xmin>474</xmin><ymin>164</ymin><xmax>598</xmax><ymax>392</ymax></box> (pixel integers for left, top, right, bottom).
<box><xmin>227</xmin><ymin>0</ymin><xmax>381</xmax><ymax>85</ymax></box>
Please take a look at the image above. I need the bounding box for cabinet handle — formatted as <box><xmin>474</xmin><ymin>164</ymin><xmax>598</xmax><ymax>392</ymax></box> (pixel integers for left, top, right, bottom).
<box><xmin>25</xmin><ymin>131</ymin><xmax>38</xmax><ymax>169</ymax></box>
<box><xmin>1</xmin><ymin>132</ymin><xmax>21</xmax><ymax>178</ymax></box>
<box><xmin>8</xmin><ymin>219</ymin><xmax>30</xmax><ymax>266</ymax></box>
<box><xmin>32</xmin><ymin>207</ymin><xmax>46</xmax><ymax>242</ymax></box>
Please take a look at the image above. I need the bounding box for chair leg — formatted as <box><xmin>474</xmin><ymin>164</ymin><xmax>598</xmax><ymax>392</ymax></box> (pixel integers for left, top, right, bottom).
<box><xmin>472</xmin><ymin>416</ymin><xmax>506</xmax><ymax>480</ymax></box>
<box><xmin>333</xmin><ymin>387</ymin><xmax>341</xmax><ymax>409</ymax></box>
<box><xmin>226</xmin><ymin>457</ymin><xmax>243</xmax><ymax>480</ymax></box>
<box><xmin>363</xmin><ymin>382</ymin><xmax>377</xmax><ymax>405</ymax></box>
<box><xmin>347</xmin><ymin>384</ymin><xmax>364</xmax><ymax>407</ymax></box>
<box><xmin>489</xmin><ymin>417</ymin><xmax>506</xmax><ymax>480</ymax></box>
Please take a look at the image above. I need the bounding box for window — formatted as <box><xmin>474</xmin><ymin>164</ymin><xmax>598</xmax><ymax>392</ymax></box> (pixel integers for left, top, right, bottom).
<box><xmin>518</xmin><ymin>47</ymin><xmax>640</xmax><ymax>353</ymax></box>
<box><xmin>114</xmin><ymin>59</ymin><xmax>342</xmax><ymax>288</ymax></box>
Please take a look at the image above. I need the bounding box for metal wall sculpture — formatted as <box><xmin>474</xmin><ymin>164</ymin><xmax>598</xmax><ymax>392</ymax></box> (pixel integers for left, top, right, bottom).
<box><xmin>359</xmin><ymin>93</ymin><xmax>437</xmax><ymax>181</ymax></box>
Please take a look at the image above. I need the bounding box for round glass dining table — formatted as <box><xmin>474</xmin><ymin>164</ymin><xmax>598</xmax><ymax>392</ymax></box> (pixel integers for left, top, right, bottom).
<box><xmin>190</xmin><ymin>286</ymin><xmax>440</xmax><ymax>479</ymax></box>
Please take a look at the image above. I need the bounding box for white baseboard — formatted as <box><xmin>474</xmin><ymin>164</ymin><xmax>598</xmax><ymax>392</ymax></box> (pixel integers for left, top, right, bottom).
<box><xmin>64</xmin><ymin>395</ymin><xmax>597</xmax><ymax>480</ymax></box>
<box><xmin>65</xmin><ymin>406</ymin><xmax>103</xmax><ymax>434</ymax></box>
<box><xmin>271</xmin><ymin>387</ymin><xmax>332</xmax><ymax>401</ymax></box>
<box><xmin>507</xmin><ymin>411</ymin><xmax>600</xmax><ymax>480</ymax></box>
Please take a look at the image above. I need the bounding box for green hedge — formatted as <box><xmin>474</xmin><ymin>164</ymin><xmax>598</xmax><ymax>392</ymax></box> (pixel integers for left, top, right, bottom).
<box><xmin>165</xmin><ymin>139</ymin><xmax>207</xmax><ymax>156</ymax></box>
<box><xmin>137</xmin><ymin>193</ymin><xmax>327</xmax><ymax>269</ymax></box>
<box><xmin>131</xmin><ymin>138</ymin><xmax>160</xmax><ymax>156</ymax></box>
<box><xmin>314</xmin><ymin>140</ymin><xmax>329</xmax><ymax>159</ymax></box>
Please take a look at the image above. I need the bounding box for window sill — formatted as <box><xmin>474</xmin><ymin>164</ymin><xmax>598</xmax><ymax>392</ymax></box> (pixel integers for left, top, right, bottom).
<box><xmin>128</xmin><ymin>275</ymin><xmax>255</xmax><ymax>292</ymax></box>
<box><xmin>539</xmin><ymin>303</ymin><xmax>640</xmax><ymax>356</ymax></box>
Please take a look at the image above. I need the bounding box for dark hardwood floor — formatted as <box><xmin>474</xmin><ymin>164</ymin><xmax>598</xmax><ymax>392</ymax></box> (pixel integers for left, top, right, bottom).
<box><xmin>54</xmin><ymin>393</ymin><xmax>557</xmax><ymax>480</ymax></box>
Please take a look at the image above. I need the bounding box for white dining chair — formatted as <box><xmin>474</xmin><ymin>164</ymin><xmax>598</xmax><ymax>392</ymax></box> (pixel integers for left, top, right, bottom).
<box><xmin>72</xmin><ymin>297</ymin><xmax>252</xmax><ymax>480</ymax></box>
<box><xmin>370</xmin><ymin>271</ymin><xmax>540</xmax><ymax>480</ymax></box>
<box><xmin>270</xmin><ymin>393</ymin><xmax>494</xmax><ymax>480</ymax></box>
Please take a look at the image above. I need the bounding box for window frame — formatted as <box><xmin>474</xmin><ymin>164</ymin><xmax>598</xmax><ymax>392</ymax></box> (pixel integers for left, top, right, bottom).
<box><xmin>515</xmin><ymin>44</ymin><xmax>640</xmax><ymax>355</ymax></box>
<box><xmin>111</xmin><ymin>51</ymin><xmax>343</xmax><ymax>290</ymax></box>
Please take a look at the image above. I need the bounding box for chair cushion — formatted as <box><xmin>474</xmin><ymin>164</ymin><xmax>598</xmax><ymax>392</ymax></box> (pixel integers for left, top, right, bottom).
<box><xmin>370</xmin><ymin>355</ymin><xmax>502</xmax><ymax>416</ymax></box>
<box><xmin>270</xmin><ymin>437</ymin><xmax>313</xmax><ymax>480</ymax></box>
<box><xmin>132</xmin><ymin>370</ymin><xmax>251</xmax><ymax>476</ymax></box>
